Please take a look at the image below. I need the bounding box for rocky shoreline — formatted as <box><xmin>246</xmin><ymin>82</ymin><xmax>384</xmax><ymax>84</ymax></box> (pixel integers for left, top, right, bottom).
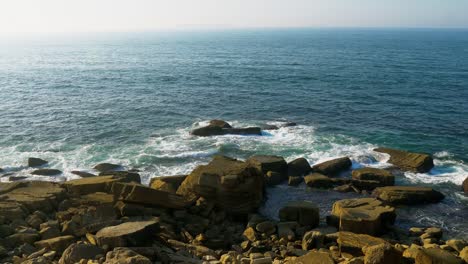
<box><xmin>0</xmin><ymin>120</ymin><xmax>467</xmax><ymax>264</ymax></box>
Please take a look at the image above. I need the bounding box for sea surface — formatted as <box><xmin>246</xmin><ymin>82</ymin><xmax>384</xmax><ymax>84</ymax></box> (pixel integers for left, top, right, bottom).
<box><xmin>0</xmin><ymin>29</ymin><xmax>467</xmax><ymax>238</ymax></box>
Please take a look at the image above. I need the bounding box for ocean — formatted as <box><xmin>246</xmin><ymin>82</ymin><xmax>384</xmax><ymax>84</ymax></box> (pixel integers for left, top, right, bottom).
<box><xmin>0</xmin><ymin>29</ymin><xmax>467</xmax><ymax>237</ymax></box>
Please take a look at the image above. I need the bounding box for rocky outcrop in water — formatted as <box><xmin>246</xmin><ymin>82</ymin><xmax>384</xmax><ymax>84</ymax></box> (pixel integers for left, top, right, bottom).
<box><xmin>374</xmin><ymin>147</ymin><xmax>434</xmax><ymax>173</ymax></box>
<box><xmin>463</xmin><ymin>176</ymin><xmax>468</xmax><ymax>194</ymax></box>
<box><xmin>191</xmin><ymin>120</ymin><xmax>262</xmax><ymax>137</ymax></box>
<box><xmin>372</xmin><ymin>186</ymin><xmax>445</xmax><ymax>205</ymax></box>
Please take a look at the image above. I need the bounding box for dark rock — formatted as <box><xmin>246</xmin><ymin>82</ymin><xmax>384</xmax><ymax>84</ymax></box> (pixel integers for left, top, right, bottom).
<box><xmin>328</xmin><ymin>198</ymin><xmax>396</xmax><ymax>236</ymax></box>
<box><xmin>149</xmin><ymin>175</ymin><xmax>187</xmax><ymax>193</ymax></box>
<box><xmin>262</xmin><ymin>124</ymin><xmax>279</xmax><ymax>130</ymax></box>
<box><xmin>31</xmin><ymin>169</ymin><xmax>62</xmax><ymax>176</ymax></box>
<box><xmin>352</xmin><ymin>167</ymin><xmax>394</xmax><ymax>186</ymax></box>
<box><xmin>372</xmin><ymin>186</ymin><xmax>444</xmax><ymax>205</ymax></box>
<box><xmin>177</xmin><ymin>155</ymin><xmax>264</xmax><ymax>214</ymax></box>
<box><xmin>288</xmin><ymin>176</ymin><xmax>303</xmax><ymax>186</ymax></box>
<box><xmin>59</xmin><ymin>242</ymin><xmax>103</xmax><ymax>264</ymax></box>
<box><xmin>28</xmin><ymin>158</ymin><xmax>48</xmax><ymax>167</ymax></box>
<box><xmin>93</xmin><ymin>163</ymin><xmax>122</xmax><ymax>173</ymax></box>
<box><xmin>95</xmin><ymin>220</ymin><xmax>159</xmax><ymax>248</ymax></box>
<box><xmin>264</xmin><ymin>171</ymin><xmax>283</xmax><ymax>186</ymax></box>
<box><xmin>288</xmin><ymin>158</ymin><xmax>311</xmax><ymax>176</ymax></box>
<box><xmin>302</xmin><ymin>231</ymin><xmax>324</xmax><ymax>250</ymax></box>
<box><xmin>282</xmin><ymin>122</ymin><xmax>297</xmax><ymax>127</ymax></box>
<box><xmin>209</xmin><ymin>119</ymin><xmax>232</xmax><ymax>128</ymax></box>
<box><xmin>374</xmin><ymin>147</ymin><xmax>434</xmax><ymax>173</ymax></box>
<box><xmin>70</xmin><ymin>171</ymin><xmax>96</xmax><ymax>178</ymax></box>
<box><xmin>191</xmin><ymin>124</ymin><xmax>262</xmax><ymax>137</ymax></box>
<box><xmin>279</xmin><ymin>201</ymin><xmax>319</xmax><ymax>227</ymax></box>
<box><xmin>304</xmin><ymin>173</ymin><xmax>334</xmax><ymax>188</ymax></box>
<box><xmin>98</xmin><ymin>171</ymin><xmax>141</xmax><ymax>182</ymax></box>
<box><xmin>34</xmin><ymin>235</ymin><xmax>75</xmax><ymax>254</ymax></box>
<box><xmin>312</xmin><ymin>157</ymin><xmax>352</xmax><ymax>176</ymax></box>
<box><xmin>463</xmin><ymin>177</ymin><xmax>468</xmax><ymax>194</ymax></box>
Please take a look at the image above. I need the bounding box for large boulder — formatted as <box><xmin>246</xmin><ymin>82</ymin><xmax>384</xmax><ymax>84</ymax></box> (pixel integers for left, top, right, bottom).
<box><xmin>95</xmin><ymin>220</ymin><xmax>159</xmax><ymax>248</ymax></box>
<box><xmin>374</xmin><ymin>147</ymin><xmax>434</xmax><ymax>173</ymax></box>
<box><xmin>304</xmin><ymin>173</ymin><xmax>334</xmax><ymax>188</ymax></box>
<box><xmin>337</xmin><ymin>231</ymin><xmax>387</xmax><ymax>255</ymax></box>
<box><xmin>413</xmin><ymin>247</ymin><xmax>464</xmax><ymax>264</ymax></box>
<box><xmin>104</xmin><ymin>247</ymin><xmax>152</xmax><ymax>264</ymax></box>
<box><xmin>59</xmin><ymin>242</ymin><xmax>103</xmax><ymax>264</ymax></box>
<box><xmin>191</xmin><ymin>121</ymin><xmax>262</xmax><ymax>137</ymax></box>
<box><xmin>149</xmin><ymin>175</ymin><xmax>187</xmax><ymax>193</ymax></box>
<box><xmin>287</xmin><ymin>158</ymin><xmax>311</xmax><ymax>176</ymax></box>
<box><xmin>28</xmin><ymin>158</ymin><xmax>48</xmax><ymax>167</ymax></box>
<box><xmin>279</xmin><ymin>201</ymin><xmax>319</xmax><ymax>227</ymax></box>
<box><xmin>176</xmin><ymin>156</ymin><xmax>264</xmax><ymax>214</ymax></box>
<box><xmin>352</xmin><ymin>168</ymin><xmax>394</xmax><ymax>186</ymax></box>
<box><xmin>117</xmin><ymin>183</ymin><xmax>191</xmax><ymax>209</ymax></box>
<box><xmin>312</xmin><ymin>157</ymin><xmax>352</xmax><ymax>176</ymax></box>
<box><xmin>63</xmin><ymin>173</ymin><xmax>140</xmax><ymax>196</ymax></box>
<box><xmin>372</xmin><ymin>186</ymin><xmax>444</xmax><ymax>205</ymax></box>
<box><xmin>70</xmin><ymin>171</ymin><xmax>96</xmax><ymax>178</ymax></box>
<box><xmin>328</xmin><ymin>198</ymin><xmax>396</xmax><ymax>236</ymax></box>
<box><xmin>247</xmin><ymin>155</ymin><xmax>288</xmax><ymax>185</ymax></box>
<box><xmin>463</xmin><ymin>177</ymin><xmax>468</xmax><ymax>194</ymax></box>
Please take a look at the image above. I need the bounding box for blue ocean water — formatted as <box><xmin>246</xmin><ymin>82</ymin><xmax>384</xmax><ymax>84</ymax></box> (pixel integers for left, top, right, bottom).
<box><xmin>0</xmin><ymin>29</ymin><xmax>467</xmax><ymax>237</ymax></box>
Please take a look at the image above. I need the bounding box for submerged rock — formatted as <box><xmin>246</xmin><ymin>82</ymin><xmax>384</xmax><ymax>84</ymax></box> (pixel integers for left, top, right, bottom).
<box><xmin>328</xmin><ymin>198</ymin><xmax>396</xmax><ymax>236</ymax></box>
<box><xmin>352</xmin><ymin>167</ymin><xmax>394</xmax><ymax>186</ymax></box>
<box><xmin>374</xmin><ymin>147</ymin><xmax>434</xmax><ymax>173</ymax></box>
<box><xmin>28</xmin><ymin>157</ymin><xmax>48</xmax><ymax>167</ymax></box>
<box><xmin>312</xmin><ymin>157</ymin><xmax>352</xmax><ymax>176</ymax></box>
<box><xmin>372</xmin><ymin>186</ymin><xmax>444</xmax><ymax>205</ymax></box>
<box><xmin>177</xmin><ymin>155</ymin><xmax>264</xmax><ymax>214</ymax></box>
<box><xmin>288</xmin><ymin>157</ymin><xmax>311</xmax><ymax>176</ymax></box>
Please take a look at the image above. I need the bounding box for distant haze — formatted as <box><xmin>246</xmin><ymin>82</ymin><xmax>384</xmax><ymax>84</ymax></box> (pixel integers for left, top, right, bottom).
<box><xmin>1</xmin><ymin>0</ymin><xmax>468</xmax><ymax>34</ymax></box>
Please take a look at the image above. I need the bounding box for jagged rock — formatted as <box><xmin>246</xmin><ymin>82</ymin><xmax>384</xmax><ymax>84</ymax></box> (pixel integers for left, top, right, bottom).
<box><xmin>304</xmin><ymin>173</ymin><xmax>334</xmax><ymax>188</ymax></box>
<box><xmin>328</xmin><ymin>198</ymin><xmax>396</xmax><ymax>236</ymax></box>
<box><xmin>118</xmin><ymin>183</ymin><xmax>190</xmax><ymax>209</ymax></box>
<box><xmin>374</xmin><ymin>147</ymin><xmax>434</xmax><ymax>173</ymax></box>
<box><xmin>70</xmin><ymin>171</ymin><xmax>96</xmax><ymax>178</ymax></box>
<box><xmin>57</xmin><ymin>204</ymin><xmax>118</xmax><ymax>237</ymax></box>
<box><xmin>243</xmin><ymin>227</ymin><xmax>258</xmax><ymax>242</ymax></box>
<box><xmin>463</xmin><ymin>177</ymin><xmax>468</xmax><ymax>194</ymax></box>
<box><xmin>247</xmin><ymin>155</ymin><xmax>288</xmax><ymax>185</ymax></box>
<box><xmin>209</xmin><ymin>119</ymin><xmax>232</xmax><ymax>128</ymax></box>
<box><xmin>104</xmin><ymin>247</ymin><xmax>152</xmax><ymax>264</ymax></box>
<box><xmin>34</xmin><ymin>235</ymin><xmax>75</xmax><ymax>253</ymax></box>
<box><xmin>413</xmin><ymin>247</ymin><xmax>464</xmax><ymax>264</ymax></box>
<box><xmin>288</xmin><ymin>176</ymin><xmax>303</xmax><ymax>186</ymax></box>
<box><xmin>312</xmin><ymin>157</ymin><xmax>352</xmax><ymax>176</ymax></box>
<box><xmin>337</xmin><ymin>231</ymin><xmax>387</xmax><ymax>255</ymax></box>
<box><xmin>31</xmin><ymin>169</ymin><xmax>62</xmax><ymax>176</ymax></box>
<box><xmin>177</xmin><ymin>155</ymin><xmax>264</xmax><ymax>214</ymax></box>
<box><xmin>39</xmin><ymin>226</ymin><xmax>61</xmax><ymax>240</ymax></box>
<box><xmin>63</xmin><ymin>173</ymin><xmax>139</xmax><ymax>196</ymax></box>
<box><xmin>289</xmin><ymin>250</ymin><xmax>334</xmax><ymax>264</ymax></box>
<box><xmin>352</xmin><ymin>168</ymin><xmax>394</xmax><ymax>186</ymax></box>
<box><xmin>149</xmin><ymin>175</ymin><xmax>187</xmax><ymax>193</ymax></box>
<box><xmin>287</xmin><ymin>158</ymin><xmax>311</xmax><ymax>176</ymax></box>
<box><xmin>95</xmin><ymin>220</ymin><xmax>159</xmax><ymax>248</ymax></box>
<box><xmin>59</xmin><ymin>242</ymin><xmax>103</xmax><ymax>264</ymax></box>
<box><xmin>93</xmin><ymin>163</ymin><xmax>122</xmax><ymax>173</ymax></box>
<box><xmin>302</xmin><ymin>231</ymin><xmax>324</xmax><ymax>250</ymax></box>
<box><xmin>363</xmin><ymin>243</ymin><xmax>402</xmax><ymax>264</ymax></box>
<box><xmin>28</xmin><ymin>158</ymin><xmax>48</xmax><ymax>167</ymax></box>
<box><xmin>279</xmin><ymin>201</ymin><xmax>319</xmax><ymax>227</ymax></box>
<box><xmin>372</xmin><ymin>186</ymin><xmax>444</xmax><ymax>205</ymax></box>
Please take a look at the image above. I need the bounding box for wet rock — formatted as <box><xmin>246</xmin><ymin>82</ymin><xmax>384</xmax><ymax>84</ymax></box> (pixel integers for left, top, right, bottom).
<box><xmin>302</xmin><ymin>231</ymin><xmax>324</xmax><ymax>250</ymax></box>
<box><xmin>7</xmin><ymin>232</ymin><xmax>40</xmax><ymax>246</ymax></box>
<box><xmin>262</xmin><ymin>124</ymin><xmax>279</xmax><ymax>130</ymax></box>
<box><xmin>59</xmin><ymin>242</ymin><xmax>103</xmax><ymax>264</ymax></box>
<box><xmin>209</xmin><ymin>119</ymin><xmax>232</xmax><ymax>128</ymax></box>
<box><xmin>337</xmin><ymin>231</ymin><xmax>387</xmax><ymax>255</ymax></box>
<box><xmin>247</xmin><ymin>155</ymin><xmax>288</xmax><ymax>185</ymax></box>
<box><xmin>363</xmin><ymin>243</ymin><xmax>402</xmax><ymax>264</ymax></box>
<box><xmin>95</xmin><ymin>220</ymin><xmax>159</xmax><ymax>248</ymax></box>
<box><xmin>289</xmin><ymin>250</ymin><xmax>334</xmax><ymax>264</ymax></box>
<box><xmin>279</xmin><ymin>201</ymin><xmax>319</xmax><ymax>227</ymax></box>
<box><xmin>287</xmin><ymin>158</ymin><xmax>311</xmax><ymax>177</ymax></box>
<box><xmin>31</xmin><ymin>169</ymin><xmax>62</xmax><ymax>176</ymax></box>
<box><xmin>463</xmin><ymin>177</ymin><xmax>468</xmax><ymax>194</ymax></box>
<box><xmin>28</xmin><ymin>158</ymin><xmax>48</xmax><ymax>167</ymax></box>
<box><xmin>288</xmin><ymin>176</ymin><xmax>303</xmax><ymax>186</ymax></box>
<box><xmin>312</xmin><ymin>157</ymin><xmax>352</xmax><ymax>176</ymax></box>
<box><xmin>304</xmin><ymin>173</ymin><xmax>334</xmax><ymax>188</ymax></box>
<box><xmin>352</xmin><ymin>168</ymin><xmax>394</xmax><ymax>186</ymax></box>
<box><xmin>374</xmin><ymin>147</ymin><xmax>434</xmax><ymax>173</ymax></box>
<box><xmin>328</xmin><ymin>198</ymin><xmax>396</xmax><ymax>236</ymax></box>
<box><xmin>93</xmin><ymin>163</ymin><xmax>122</xmax><ymax>173</ymax></box>
<box><xmin>104</xmin><ymin>247</ymin><xmax>152</xmax><ymax>264</ymax></box>
<box><xmin>372</xmin><ymin>186</ymin><xmax>444</xmax><ymax>205</ymax></box>
<box><xmin>149</xmin><ymin>175</ymin><xmax>187</xmax><ymax>193</ymax></box>
<box><xmin>70</xmin><ymin>171</ymin><xmax>96</xmax><ymax>178</ymax></box>
<box><xmin>34</xmin><ymin>235</ymin><xmax>75</xmax><ymax>254</ymax></box>
<box><xmin>177</xmin><ymin>155</ymin><xmax>264</xmax><ymax>214</ymax></box>
<box><xmin>191</xmin><ymin>123</ymin><xmax>262</xmax><ymax>137</ymax></box>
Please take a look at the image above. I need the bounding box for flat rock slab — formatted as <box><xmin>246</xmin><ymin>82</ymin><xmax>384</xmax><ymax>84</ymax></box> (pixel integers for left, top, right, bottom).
<box><xmin>279</xmin><ymin>201</ymin><xmax>319</xmax><ymax>227</ymax></box>
<box><xmin>95</xmin><ymin>220</ymin><xmax>159</xmax><ymax>248</ymax></box>
<box><xmin>312</xmin><ymin>157</ymin><xmax>352</xmax><ymax>176</ymax></box>
<box><xmin>63</xmin><ymin>174</ymin><xmax>139</xmax><ymax>196</ymax></box>
<box><xmin>374</xmin><ymin>147</ymin><xmax>434</xmax><ymax>173</ymax></box>
<box><xmin>119</xmin><ymin>183</ymin><xmax>191</xmax><ymax>209</ymax></box>
<box><xmin>289</xmin><ymin>251</ymin><xmax>334</xmax><ymax>264</ymax></box>
<box><xmin>372</xmin><ymin>186</ymin><xmax>444</xmax><ymax>205</ymax></box>
<box><xmin>336</xmin><ymin>231</ymin><xmax>387</xmax><ymax>255</ymax></box>
<box><xmin>329</xmin><ymin>198</ymin><xmax>396</xmax><ymax>236</ymax></box>
<box><xmin>352</xmin><ymin>167</ymin><xmax>394</xmax><ymax>186</ymax></box>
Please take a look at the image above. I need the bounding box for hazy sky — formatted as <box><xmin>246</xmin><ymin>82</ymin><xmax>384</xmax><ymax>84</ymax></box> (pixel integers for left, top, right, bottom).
<box><xmin>1</xmin><ymin>0</ymin><xmax>468</xmax><ymax>34</ymax></box>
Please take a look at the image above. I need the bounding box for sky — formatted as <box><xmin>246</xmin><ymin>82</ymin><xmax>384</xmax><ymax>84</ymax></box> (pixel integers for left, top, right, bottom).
<box><xmin>1</xmin><ymin>0</ymin><xmax>468</xmax><ymax>34</ymax></box>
